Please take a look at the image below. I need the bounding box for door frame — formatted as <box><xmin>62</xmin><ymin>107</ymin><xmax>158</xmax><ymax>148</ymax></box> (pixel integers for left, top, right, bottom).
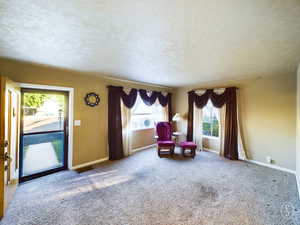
<box><xmin>19</xmin><ymin>83</ymin><xmax>74</xmax><ymax>171</ymax></box>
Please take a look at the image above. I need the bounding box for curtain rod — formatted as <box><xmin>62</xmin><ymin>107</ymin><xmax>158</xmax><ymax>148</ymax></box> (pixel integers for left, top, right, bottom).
<box><xmin>191</xmin><ymin>86</ymin><xmax>239</xmax><ymax>92</ymax></box>
<box><xmin>106</xmin><ymin>85</ymin><xmax>171</xmax><ymax>93</ymax></box>
<box><xmin>103</xmin><ymin>75</ymin><xmax>171</xmax><ymax>89</ymax></box>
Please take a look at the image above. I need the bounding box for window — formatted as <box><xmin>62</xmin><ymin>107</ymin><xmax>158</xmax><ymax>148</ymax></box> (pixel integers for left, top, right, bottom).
<box><xmin>131</xmin><ymin>95</ymin><xmax>166</xmax><ymax>130</ymax></box>
<box><xmin>202</xmin><ymin>100</ymin><xmax>219</xmax><ymax>137</ymax></box>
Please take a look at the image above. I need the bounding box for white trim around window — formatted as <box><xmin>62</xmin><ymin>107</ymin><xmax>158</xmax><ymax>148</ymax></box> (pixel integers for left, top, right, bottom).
<box><xmin>131</xmin><ymin>127</ymin><xmax>155</xmax><ymax>131</ymax></box>
<box><xmin>202</xmin><ymin>135</ymin><xmax>220</xmax><ymax>140</ymax></box>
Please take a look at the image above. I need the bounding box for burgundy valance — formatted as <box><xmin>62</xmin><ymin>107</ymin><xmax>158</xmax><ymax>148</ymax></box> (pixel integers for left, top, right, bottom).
<box><xmin>187</xmin><ymin>87</ymin><xmax>238</xmax><ymax>160</ymax></box>
<box><xmin>158</xmin><ymin>92</ymin><xmax>172</xmax><ymax>107</ymax></box>
<box><xmin>121</xmin><ymin>88</ymin><xmax>138</xmax><ymax>108</ymax></box>
<box><xmin>138</xmin><ymin>89</ymin><xmax>172</xmax><ymax>121</ymax></box>
<box><xmin>138</xmin><ymin>89</ymin><xmax>158</xmax><ymax>106</ymax></box>
<box><xmin>108</xmin><ymin>86</ymin><xmax>171</xmax><ymax>109</ymax></box>
<box><xmin>138</xmin><ymin>89</ymin><xmax>171</xmax><ymax>107</ymax></box>
<box><xmin>108</xmin><ymin>86</ymin><xmax>172</xmax><ymax>160</ymax></box>
<box><xmin>188</xmin><ymin>88</ymin><xmax>231</xmax><ymax>109</ymax></box>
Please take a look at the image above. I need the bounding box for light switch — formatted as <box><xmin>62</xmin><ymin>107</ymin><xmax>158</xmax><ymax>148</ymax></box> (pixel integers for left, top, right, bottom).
<box><xmin>74</xmin><ymin>120</ymin><xmax>81</xmax><ymax>126</ymax></box>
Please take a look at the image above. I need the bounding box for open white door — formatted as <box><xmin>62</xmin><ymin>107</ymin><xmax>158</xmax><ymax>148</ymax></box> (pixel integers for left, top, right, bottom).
<box><xmin>0</xmin><ymin>76</ymin><xmax>21</xmax><ymax>218</ymax></box>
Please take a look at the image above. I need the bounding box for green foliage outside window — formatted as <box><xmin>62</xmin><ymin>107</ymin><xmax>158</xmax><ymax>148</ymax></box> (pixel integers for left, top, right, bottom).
<box><xmin>203</xmin><ymin>118</ymin><xmax>219</xmax><ymax>137</ymax></box>
<box><xmin>24</xmin><ymin>93</ymin><xmax>51</xmax><ymax>108</ymax></box>
<box><xmin>202</xmin><ymin>100</ymin><xmax>219</xmax><ymax>137</ymax></box>
<box><xmin>203</xmin><ymin>122</ymin><xmax>211</xmax><ymax>136</ymax></box>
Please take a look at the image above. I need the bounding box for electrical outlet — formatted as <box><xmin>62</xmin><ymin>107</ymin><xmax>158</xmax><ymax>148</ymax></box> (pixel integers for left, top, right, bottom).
<box><xmin>266</xmin><ymin>156</ymin><xmax>272</xmax><ymax>164</ymax></box>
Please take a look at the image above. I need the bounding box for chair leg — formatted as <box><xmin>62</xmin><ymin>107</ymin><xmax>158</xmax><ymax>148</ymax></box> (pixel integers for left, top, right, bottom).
<box><xmin>192</xmin><ymin>149</ymin><xmax>195</xmax><ymax>158</ymax></box>
<box><xmin>158</xmin><ymin>147</ymin><xmax>161</xmax><ymax>157</ymax></box>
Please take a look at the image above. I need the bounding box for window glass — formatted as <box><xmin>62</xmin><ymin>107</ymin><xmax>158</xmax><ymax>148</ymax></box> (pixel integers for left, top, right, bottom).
<box><xmin>23</xmin><ymin>92</ymin><xmax>65</xmax><ymax>133</ymax></box>
<box><xmin>202</xmin><ymin>100</ymin><xmax>219</xmax><ymax>137</ymax></box>
<box><xmin>131</xmin><ymin>95</ymin><xmax>166</xmax><ymax>130</ymax></box>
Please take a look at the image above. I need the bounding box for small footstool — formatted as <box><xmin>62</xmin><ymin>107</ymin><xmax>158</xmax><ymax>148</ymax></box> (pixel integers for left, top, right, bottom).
<box><xmin>179</xmin><ymin>142</ymin><xmax>197</xmax><ymax>158</ymax></box>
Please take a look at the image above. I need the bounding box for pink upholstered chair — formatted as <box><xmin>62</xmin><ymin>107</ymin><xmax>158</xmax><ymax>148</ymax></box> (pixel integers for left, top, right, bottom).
<box><xmin>156</xmin><ymin>122</ymin><xmax>175</xmax><ymax>157</ymax></box>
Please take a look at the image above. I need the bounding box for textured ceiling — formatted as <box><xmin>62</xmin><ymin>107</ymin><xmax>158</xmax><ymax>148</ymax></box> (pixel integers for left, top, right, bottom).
<box><xmin>1</xmin><ymin>0</ymin><xmax>300</xmax><ymax>87</ymax></box>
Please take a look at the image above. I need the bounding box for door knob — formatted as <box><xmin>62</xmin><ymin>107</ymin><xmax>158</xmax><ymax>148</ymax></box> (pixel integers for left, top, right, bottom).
<box><xmin>3</xmin><ymin>152</ymin><xmax>11</xmax><ymax>161</ymax></box>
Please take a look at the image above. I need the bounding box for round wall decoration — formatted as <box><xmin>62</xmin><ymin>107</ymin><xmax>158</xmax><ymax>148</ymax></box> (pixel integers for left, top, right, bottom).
<box><xmin>85</xmin><ymin>92</ymin><xmax>100</xmax><ymax>107</ymax></box>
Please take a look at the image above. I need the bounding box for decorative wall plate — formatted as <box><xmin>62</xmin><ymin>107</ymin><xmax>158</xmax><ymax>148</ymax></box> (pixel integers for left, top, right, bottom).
<box><xmin>85</xmin><ymin>92</ymin><xmax>100</xmax><ymax>107</ymax></box>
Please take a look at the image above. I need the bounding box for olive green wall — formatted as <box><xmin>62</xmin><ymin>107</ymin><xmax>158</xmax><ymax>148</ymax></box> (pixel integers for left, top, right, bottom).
<box><xmin>132</xmin><ymin>128</ymin><xmax>155</xmax><ymax>149</ymax></box>
<box><xmin>296</xmin><ymin>64</ymin><xmax>300</xmax><ymax>191</ymax></box>
<box><xmin>0</xmin><ymin>58</ymin><xmax>171</xmax><ymax>167</ymax></box>
<box><xmin>174</xmin><ymin>73</ymin><xmax>296</xmax><ymax>170</ymax></box>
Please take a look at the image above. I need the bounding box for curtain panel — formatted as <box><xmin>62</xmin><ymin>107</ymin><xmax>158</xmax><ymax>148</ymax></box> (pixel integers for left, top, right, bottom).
<box><xmin>186</xmin><ymin>87</ymin><xmax>239</xmax><ymax>160</ymax></box>
<box><xmin>108</xmin><ymin>86</ymin><xmax>124</xmax><ymax>160</ymax></box>
<box><xmin>193</xmin><ymin>105</ymin><xmax>203</xmax><ymax>151</ymax></box>
<box><xmin>108</xmin><ymin>85</ymin><xmax>172</xmax><ymax>160</ymax></box>
<box><xmin>223</xmin><ymin>88</ymin><xmax>238</xmax><ymax>160</ymax></box>
<box><xmin>108</xmin><ymin>86</ymin><xmax>138</xmax><ymax>160</ymax></box>
<box><xmin>219</xmin><ymin>105</ymin><xmax>226</xmax><ymax>157</ymax></box>
<box><xmin>167</xmin><ymin>94</ymin><xmax>172</xmax><ymax>123</ymax></box>
<box><xmin>121</xmin><ymin>100</ymin><xmax>132</xmax><ymax>157</ymax></box>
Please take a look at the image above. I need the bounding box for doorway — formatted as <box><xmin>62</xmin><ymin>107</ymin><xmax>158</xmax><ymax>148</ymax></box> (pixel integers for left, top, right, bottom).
<box><xmin>19</xmin><ymin>89</ymin><xmax>69</xmax><ymax>182</ymax></box>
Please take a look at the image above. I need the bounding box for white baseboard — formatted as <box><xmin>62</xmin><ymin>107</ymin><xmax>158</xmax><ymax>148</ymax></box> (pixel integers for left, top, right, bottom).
<box><xmin>71</xmin><ymin>144</ymin><xmax>155</xmax><ymax>170</ymax></box>
<box><xmin>131</xmin><ymin>144</ymin><xmax>156</xmax><ymax>153</ymax></box>
<box><xmin>296</xmin><ymin>173</ymin><xmax>300</xmax><ymax>199</ymax></box>
<box><xmin>201</xmin><ymin>148</ymin><xmax>296</xmax><ymax>175</ymax></box>
<box><xmin>244</xmin><ymin>159</ymin><xmax>296</xmax><ymax>174</ymax></box>
<box><xmin>71</xmin><ymin>157</ymin><xmax>109</xmax><ymax>170</ymax></box>
<box><xmin>202</xmin><ymin>147</ymin><xmax>219</xmax><ymax>154</ymax></box>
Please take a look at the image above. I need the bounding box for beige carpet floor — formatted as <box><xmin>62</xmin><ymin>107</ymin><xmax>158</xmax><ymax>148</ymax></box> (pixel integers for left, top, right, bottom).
<box><xmin>1</xmin><ymin>148</ymin><xmax>299</xmax><ymax>225</ymax></box>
